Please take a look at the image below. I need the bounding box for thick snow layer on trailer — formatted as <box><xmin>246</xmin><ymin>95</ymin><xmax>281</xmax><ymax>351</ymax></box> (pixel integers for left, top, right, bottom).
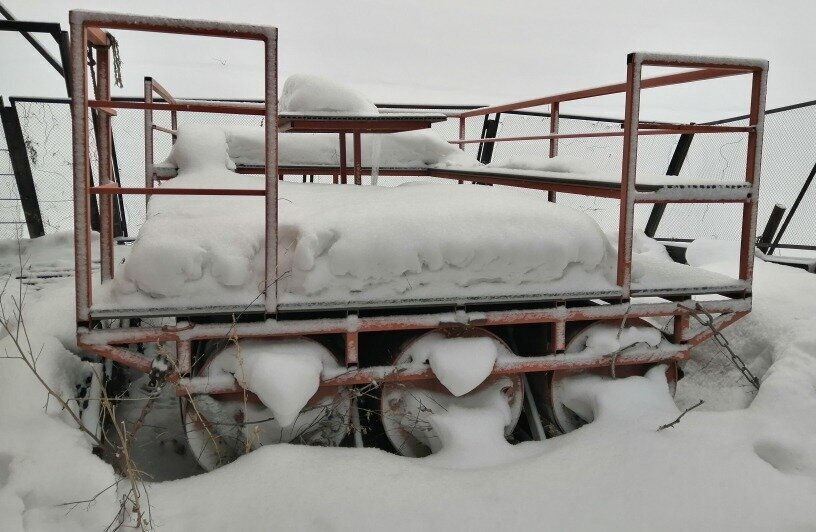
<box><xmin>281</xmin><ymin>73</ymin><xmax>379</xmax><ymax>115</ymax></box>
<box><xmin>98</xmin><ymin>125</ymin><xmax>619</xmax><ymax>310</ymax></box>
<box><xmin>225</xmin><ymin>126</ymin><xmax>477</xmax><ymax>168</ymax></box>
<box><xmin>93</xmin><ymin>125</ymin><xmax>744</xmax><ymax>315</ymax></box>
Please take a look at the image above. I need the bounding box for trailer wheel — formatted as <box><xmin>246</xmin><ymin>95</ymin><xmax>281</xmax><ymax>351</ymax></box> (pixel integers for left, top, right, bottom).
<box><xmin>181</xmin><ymin>337</ymin><xmax>353</xmax><ymax>471</ymax></box>
<box><xmin>530</xmin><ymin>319</ymin><xmax>678</xmax><ymax>434</ymax></box>
<box><xmin>379</xmin><ymin>327</ymin><xmax>524</xmax><ymax>457</ymax></box>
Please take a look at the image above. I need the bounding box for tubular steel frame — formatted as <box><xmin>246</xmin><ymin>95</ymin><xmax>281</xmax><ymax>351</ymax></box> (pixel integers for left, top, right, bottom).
<box><xmin>72</xmin><ymin>11</ymin><xmax>767</xmax><ymax>399</ymax></box>
<box><xmin>455</xmin><ymin>53</ymin><xmax>768</xmax><ymax>297</ymax></box>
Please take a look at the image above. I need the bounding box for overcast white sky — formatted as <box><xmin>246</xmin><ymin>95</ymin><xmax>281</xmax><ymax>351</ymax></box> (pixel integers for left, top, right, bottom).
<box><xmin>1</xmin><ymin>0</ymin><xmax>814</xmax><ymax>121</ymax></box>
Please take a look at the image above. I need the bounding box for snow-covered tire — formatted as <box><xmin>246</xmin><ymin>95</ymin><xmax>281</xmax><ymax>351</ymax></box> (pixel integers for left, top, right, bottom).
<box><xmin>531</xmin><ymin>319</ymin><xmax>677</xmax><ymax>434</ymax></box>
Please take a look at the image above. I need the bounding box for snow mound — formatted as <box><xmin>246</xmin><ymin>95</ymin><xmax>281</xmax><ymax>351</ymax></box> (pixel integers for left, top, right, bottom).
<box><xmin>606</xmin><ymin>230</ymin><xmax>673</xmax><ymax>263</ymax></box>
<box><xmin>576</xmin><ymin>323</ymin><xmax>664</xmax><ymax>356</ymax></box>
<box><xmin>558</xmin><ymin>365</ymin><xmax>678</xmax><ymax>426</ymax></box>
<box><xmin>205</xmin><ymin>339</ymin><xmax>333</xmax><ymax>427</ymax></box>
<box><xmin>165</xmin><ymin>125</ymin><xmax>234</xmax><ymax>171</ymax></box>
<box><xmin>685</xmin><ymin>238</ymin><xmax>741</xmax><ymax>275</ymax></box>
<box><xmin>225</xmin><ymin>126</ymin><xmax>478</xmax><ymax>168</ymax></box>
<box><xmin>281</xmin><ymin>74</ymin><xmax>378</xmax><ymax>115</ymax></box>
<box><xmin>421</xmin><ymin>381</ymin><xmax>537</xmax><ymax>469</ymax></box>
<box><xmin>421</xmin><ymin>337</ymin><xmax>498</xmax><ymax>396</ymax></box>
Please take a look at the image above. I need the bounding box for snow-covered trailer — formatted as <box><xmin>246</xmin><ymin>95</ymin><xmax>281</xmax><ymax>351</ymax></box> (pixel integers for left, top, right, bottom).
<box><xmin>71</xmin><ymin>11</ymin><xmax>768</xmax><ymax>467</ymax></box>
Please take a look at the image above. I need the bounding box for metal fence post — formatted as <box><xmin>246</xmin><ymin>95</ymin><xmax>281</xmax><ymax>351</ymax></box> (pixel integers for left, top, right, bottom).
<box><xmin>476</xmin><ymin>113</ymin><xmax>500</xmax><ymax>164</ymax></box>
<box><xmin>0</xmin><ymin>99</ymin><xmax>44</xmax><ymax>237</ymax></box>
<box><xmin>757</xmin><ymin>204</ymin><xmax>786</xmax><ymax>253</ymax></box>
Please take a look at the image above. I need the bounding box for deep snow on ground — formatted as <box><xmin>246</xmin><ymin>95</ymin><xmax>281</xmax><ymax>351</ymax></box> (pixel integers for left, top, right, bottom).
<box><xmin>2</xmin><ymin>234</ymin><xmax>816</xmax><ymax>530</ymax></box>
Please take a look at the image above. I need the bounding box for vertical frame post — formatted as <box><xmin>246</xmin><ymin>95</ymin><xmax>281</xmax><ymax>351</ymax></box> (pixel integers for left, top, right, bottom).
<box><xmin>95</xmin><ymin>44</ymin><xmax>114</xmax><ymax>281</ymax></box>
<box><xmin>170</xmin><ymin>110</ymin><xmax>178</xmax><ymax>145</ymax></box>
<box><xmin>548</xmin><ymin>102</ymin><xmax>559</xmax><ymax>202</ymax></box>
<box><xmin>70</xmin><ymin>15</ymin><xmax>91</xmax><ymax>323</ymax></box>
<box><xmin>352</xmin><ymin>132</ymin><xmax>362</xmax><ymax>185</ymax></box>
<box><xmin>458</xmin><ymin>116</ymin><xmax>465</xmax><ymax>151</ymax></box>
<box><xmin>672</xmin><ymin>314</ymin><xmax>689</xmax><ymax>344</ymax></box>
<box><xmin>739</xmin><ymin>68</ymin><xmax>767</xmax><ymax>284</ymax></box>
<box><xmin>345</xmin><ymin>331</ymin><xmax>359</xmax><ymax>367</ymax></box>
<box><xmin>264</xmin><ymin>29</ymin><xmax>279</xmax><ymax>315</ymax></box>
<box><xmin>144</xmin><ymin>77</ymin><xmax>154</xmax><ymax>208</ymax></box>
<box><xmin>338</xmin><ymin>133</ymin><xmax>347</xmax><ymax>184</ymax></box>
<box><xmin>550</xmin><ymin>317</ymin><xmax>566</xmax><ymax>352</ymax></box>
<box><xmin>177</xmin><ymin>340</ymin><xmax>192</xmax><ymax>375</ymax></box>
<box><xmin>617</xmin><ymin>55</ymin><xmax>642</xmax><ymax>299</ymax></box>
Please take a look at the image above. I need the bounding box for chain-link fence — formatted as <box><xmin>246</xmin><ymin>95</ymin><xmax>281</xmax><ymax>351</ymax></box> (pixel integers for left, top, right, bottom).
<box><xmin>0</xmin><ymin>114</ymin><xmax>29</xmax><ymax>239</ymax></box>
<box><xmin>3</xmin><ymin>97</ymin><xmax>816</xmax><ymax>252</ymax></box>
<box><xmin>655</xmin><ymin>102</ymin><xmax>816</xmax><ymax>248</ymax></box>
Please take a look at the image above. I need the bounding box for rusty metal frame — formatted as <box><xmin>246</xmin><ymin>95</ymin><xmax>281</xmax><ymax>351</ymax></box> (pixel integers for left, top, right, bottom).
<box><xmin>71</xmin><ymin>10</ymin><xmax>279</xmax><ymax>323</ymax></box>
<box><xmin>454</xmin><ymin>52</ymin><xmax>767</xmax><ymax>300</ymax></box>
<box><xmin>139</xmin><ymin>77</ymin><xmax>444</xmax><ymax>190</ymax></box>
<box><xmin>76</xmin><ymin>296</ymin><xmax>751</xmax><ymax>393</ymax></box>
<box><xmin>71</xmin><ymin>18</ymin><xmax>767</xmax><ymax>400</ymax></box>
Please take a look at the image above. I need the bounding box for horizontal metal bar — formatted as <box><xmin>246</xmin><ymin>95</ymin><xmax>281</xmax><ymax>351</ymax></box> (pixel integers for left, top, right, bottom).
<box><xmin>633</xmin><ymin>189</ymin><xmax>751</xmax><ymax>204</ymax></box>
<box><xmin>282</xmin><ymin>118</ymin><xmax>443</xmax><ymax>133</ymax></box>
<box><xmin>178</xmin><ymin>346</ymin><xmax>690</xmax><ymax>393</ymax></box>
<box><xmin>78</xmin><ymin>298</ymin><xmax>751</xmax><ymax>346</ymax></box>
<box><xmin>21</xmin><ymin>93</ymin><xmax>810</xmax><ymax>127</ymax></box>
<box><xmin>638</xmin><ymin>57</ymin><xmax>764</xmax><ymax>71</ymax></box>
<box><xmin>89</xmin><ymin>185</ymin><xmax>263</xmax><ymax>196</ymax></box>
<box><xmin>638</xmin><ymin>123</ymin><xmax>755</xmax><ymax>133</ymax></box>
<box><xmin>0</xmin><ymin>20</ymin><xmax>62</xmax><ymax>35</ymax></box>
<box><xmin>89</xmin><ymin>99</ymin><xmax>265</xmax><ymax>115</ymax></box>
<box><xmin>451</xmin><ymin>131</ymin><xmax>625</xmax><ymax>145</ymax></box>
<box><xmin>72</xmin><ymin>10</ymin><xmax>276</xmax><ymax>42</ymax></box>
<box><xmin>449</xmin><ymin>125</ymin><xmax>753</xmax><ymax>145</ymax></box>
<box><xmin>460</xmin><ymin>68</ymin><xmax>745</xmax><ymax>118</ymax></box>
<box><xmin>89</xmin><ymin>100</ymin><xmax>443</xmax><ymax>133</ymax></box>
<box><xmin>152</xmin><ymin>124</ymin><xmax>177</xmax><ymax>136</ymax></box>
<box><xmin>77</xmin><ymin>342</ymin><xmax>154</xmax><ymax>374</ymax></box>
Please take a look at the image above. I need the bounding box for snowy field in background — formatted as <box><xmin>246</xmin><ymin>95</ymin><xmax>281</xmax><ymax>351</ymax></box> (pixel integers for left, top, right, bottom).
<box><xmin>1</xmin><ymin>232</ymin><xmax>815</xmax><ymax>531</ymax></box>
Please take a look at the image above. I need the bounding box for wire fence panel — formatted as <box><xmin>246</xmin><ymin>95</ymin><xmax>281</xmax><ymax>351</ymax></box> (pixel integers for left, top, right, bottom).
<box><xmin>655</xmin><ymin>103</ymin><xmax>816</xmax><ymax>246</ymax></box>
<box><xmin>0</xmin><ymin>121</ymin><xmax>28</xmax><ymax>239</ymax></box>
<box><xmin>5</xmin><ymin>98</ymin><xmax>816</xmax><ymax>252</ymax></box>
<box><xmin>13</xmin><ymin>101</ymin><xmax>76</xmax><ymax>235</ymax></box>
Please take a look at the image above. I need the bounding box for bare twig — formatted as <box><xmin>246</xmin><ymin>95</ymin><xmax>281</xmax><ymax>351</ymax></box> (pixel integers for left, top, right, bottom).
<box><xmin>657</xmin><ymin>399</ymin><xmax>704</xmax><ymax>431</ymax></box>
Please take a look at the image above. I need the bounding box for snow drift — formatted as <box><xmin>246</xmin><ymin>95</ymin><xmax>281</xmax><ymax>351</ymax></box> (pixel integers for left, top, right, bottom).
<box><xmin>100</xmin><ymin>124</ymin><xmax>621</xmax><ymax>308</ymax></box>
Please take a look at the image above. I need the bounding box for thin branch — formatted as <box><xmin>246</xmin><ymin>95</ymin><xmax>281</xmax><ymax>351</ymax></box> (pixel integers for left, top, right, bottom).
<box><xmin>657</xmin><ymin>399</ymin><xmax>704</xmax><ymax>431</ymax></box>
